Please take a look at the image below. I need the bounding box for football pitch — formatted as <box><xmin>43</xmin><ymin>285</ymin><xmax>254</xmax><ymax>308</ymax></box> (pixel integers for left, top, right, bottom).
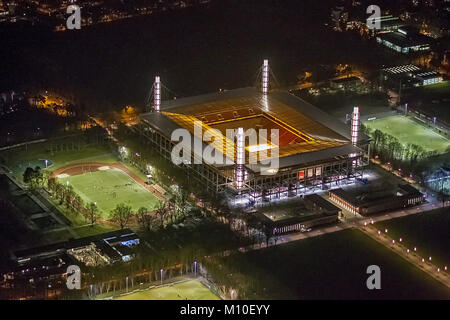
<box><xmin>364</xmin><ymin>115</ymin><xmax>450</xmax><ymax>153</ymax></box>
<box><xmin>115</xmin><ymin>280</ymin><xmax>220</xmax><ymax>300</ymax></box>
<box><xmin>58</xmin><ymin>167</ymin><xmax>160</xmax><ymax>218</ymax></box>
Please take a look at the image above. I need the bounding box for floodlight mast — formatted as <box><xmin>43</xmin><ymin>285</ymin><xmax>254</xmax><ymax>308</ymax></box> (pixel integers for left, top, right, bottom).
<box><xmin>235</xmin><ymin>127</ymin><xmax>245</xmax><ymax>189</ymax></box>
<box><xmin>351</xmin><ymin>106</ymin><xmax>359</xmax><ymax>146</ymax></box>
<box><xmin>262</xmin><ymin>59</ymin><xmax>269</xmax><ymax>94</ymax></box>
<box><xmin>154</xmin><ymin>76</ymin><xmax>161</xmax><ymax>112</ymax></box>
<box><xmin>351</xmin><ymin>106</ymin><xmax>360</xmax><ymax>167</ymax></box>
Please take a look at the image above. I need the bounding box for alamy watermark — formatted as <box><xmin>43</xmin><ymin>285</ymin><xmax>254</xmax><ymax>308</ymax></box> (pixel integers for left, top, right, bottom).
<box><xmin>366</xmin><ymin>5</ymin><xmax>381</xmax><ymax>30</ymax></box>
<box><xmin>66</xmin><ymin>265</ymin><xmax>81</xmax><ymax>290</ymax></box>
<box><xmin>66</xmin><ymin>5</ymin><xmax>81</xmax><ymax>30</ymax></box>
<box><xmin>366</xmin><ymin>265</ymin><xmax>381</xmax><ymax>290</ymax></box>
<box><xmin>170</xmin><ymin>122</ymin><xmax>280</xmax><ymax>174</ymax></box>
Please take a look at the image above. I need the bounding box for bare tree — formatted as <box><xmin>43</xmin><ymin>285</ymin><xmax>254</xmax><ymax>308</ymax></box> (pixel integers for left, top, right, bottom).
<box><xmin>136</xmin><ymin>206</ymin><xmax>157</xmax><ymax>231</ymax></box>
<box><xmin>110</xmin><ymin>203</ymin><xmax>133</xmax><ymax>229</ymax></box>
<box><xmin>87</xmin><ymin>202</ymin><xmax>100</xmax><ymax>226</ymax></box>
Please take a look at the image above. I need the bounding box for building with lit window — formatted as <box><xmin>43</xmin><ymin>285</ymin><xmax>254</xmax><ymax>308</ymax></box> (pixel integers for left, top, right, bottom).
<box><xmin>381</xmin><ymin>64</ymin><xmax>443</xmax><ymax>88</ymax></box>
<box><xmin>329</xmin><ymin>184</ymin><xmax>424</xmax><ymax>216</ymax></box>
<box><xmin>376</xmin><ymin>26</ymin><xmax>433</xmax><ymax>53</ymax></box>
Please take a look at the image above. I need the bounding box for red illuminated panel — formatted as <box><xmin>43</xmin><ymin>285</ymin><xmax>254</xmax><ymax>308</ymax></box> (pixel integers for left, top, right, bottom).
<box><xmin>298</xmin><ymin>171</ymin><xmax>305</xmax><ymax>180</ymax></box>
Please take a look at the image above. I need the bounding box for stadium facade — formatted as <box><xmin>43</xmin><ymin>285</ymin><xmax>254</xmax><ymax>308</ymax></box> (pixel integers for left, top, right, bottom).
<box><xmin>136</xmin><ymin>69</ymin><xmax>370</xmax><ymax>203</ymax></box>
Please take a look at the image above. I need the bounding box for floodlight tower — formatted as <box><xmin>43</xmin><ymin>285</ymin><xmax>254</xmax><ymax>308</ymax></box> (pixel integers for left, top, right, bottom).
<box><xmin>262</xmin><ymin>59</ymin><xmax>269</xmax><ymax>94</ymax></box>
<box><xmin>154</xmin><ymin>76</ymin><xmax>161</xmax><ymax>112</ymax></box>
<box><xmin>351</xmin><ymin>106</ymin><xmax>360</xmax><ymax>146</ymax></box>
<box><xmin>351</xmin><ymin>106</ymin><xmax>360</xmax><ymax>167</ymax></box>
<box><xmin>235</xmin><ymin>127</ymin><xmax>245</xmax><ymax>189</ymax></box>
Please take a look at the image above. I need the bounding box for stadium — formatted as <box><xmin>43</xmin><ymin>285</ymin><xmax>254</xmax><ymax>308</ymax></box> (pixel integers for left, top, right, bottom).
<box><xmin>135</xmin><ymin>61</ymin><xmax>371</xmax><ymax>203</ymax></box>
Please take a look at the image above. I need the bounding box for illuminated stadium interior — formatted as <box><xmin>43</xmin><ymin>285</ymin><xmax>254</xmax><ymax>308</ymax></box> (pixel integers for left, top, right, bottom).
<box><xmin>137</xmin><ymin>87</ymin><xmax>370</xmax><ymax>202</ymax></box>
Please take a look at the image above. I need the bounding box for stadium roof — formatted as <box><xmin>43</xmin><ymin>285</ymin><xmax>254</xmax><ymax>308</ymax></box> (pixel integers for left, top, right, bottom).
<box><xmin>141</xmin><ymin>88</ymin><xmax>368</xmax><ymax>172</ymax></box>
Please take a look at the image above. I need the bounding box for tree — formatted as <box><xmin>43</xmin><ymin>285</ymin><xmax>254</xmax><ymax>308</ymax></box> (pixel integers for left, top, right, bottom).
<box><xmin>109</xmin><ymin>203</ymin><xmax>133</xmax><ymax>229</ymax></box>
<box><xmin>136</xmin><ymin>206</ymin><xmax>156</xmax><ymax>231</ymax></box>
<box><xmin>155</xmin><ymin>201</ymin><xmax>169</xmax><ymax>229</ymax></box>
<box><xmin>87</xmin><ymin>202</ymin><xmax>100</xmax><ymax>226</ymax></box>
<box><xmin>23</xmin><ymin>167</ymin><xmax>34</xmax><ymax>184</ymax></box>
<box><xmin>23</xmin><ymin>166</ymin><xmax>44</xmax><ymax>189</ymax></box>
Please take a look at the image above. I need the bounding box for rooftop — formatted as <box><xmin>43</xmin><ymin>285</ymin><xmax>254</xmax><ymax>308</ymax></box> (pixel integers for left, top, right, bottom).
<box><xmin>141</xmin><ymin>88</ymin><xmax>368</xmax><ymax>172</ymax></box>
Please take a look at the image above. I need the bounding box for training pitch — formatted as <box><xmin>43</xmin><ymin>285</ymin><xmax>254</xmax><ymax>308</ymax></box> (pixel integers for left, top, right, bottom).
<box><xmin>364</xmin><ymin>115</ymin><xmax>450</xmax><ymax>153</ymax></box>
<box><xmin>115</xmin><ymin>280</ymin><xmax>220</xmax><ymax>300</ymax></box>
<box><xmin>57</xmin><ymin>166</ymin><xmax>160</xmax><ymax>218</ymax></box>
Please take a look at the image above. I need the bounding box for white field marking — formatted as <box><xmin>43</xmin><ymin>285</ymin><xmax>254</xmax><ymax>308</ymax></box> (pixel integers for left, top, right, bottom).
<box><xmin>98</xmin><ymin>166</ymin><xmax>110</xmax><ymax>171</ymax></box>
<box><xmin>56</xmin><ymin>173</ymin><xmax>70</xmax><ymax>178</ymax></box>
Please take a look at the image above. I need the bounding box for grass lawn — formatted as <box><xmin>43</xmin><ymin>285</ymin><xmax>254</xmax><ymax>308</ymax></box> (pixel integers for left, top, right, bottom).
<box><xmin>58</xmin><ymin>167</ymin><xmax>160</xmax><ymax>219</ymax></box>
<box><xmin>115</xmin><ymin>280</ymin><xmax>219</xmax><ymax>300</ymax></box>
<box><xmin>364</xmin><ymin>115</ymin><xmax>450</xmax><ymax>153</ymax></box>
<box><xmin>375</xmin><ymin>208</ymin><xmax>450</xmax><ymax>269</ymax></box>
<box><xmin>208</xmin><ymin>229</ymin><xmax>450</xmax><ymax>299</ymax></box>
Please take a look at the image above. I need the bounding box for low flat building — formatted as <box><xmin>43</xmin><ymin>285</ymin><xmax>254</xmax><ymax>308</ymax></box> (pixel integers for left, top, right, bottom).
<box><xmin>376</xmin><ymin>26</ymin><xmax>432</xmax><ymax>53</ymax></box>
<box><xmin>381</xmin><ymin>64</ymin><xmax>443</xmax><ymax>88</ymax></box>
<box><xmin>303</xmin><ymin>194</ymin><xmax>342</xmax><ymax>216</ymax></box>
<box><xmin>256</xmin><ymin>197</ymin><xmax>339</xmax><ymax>236</ymax></box>
<box><xmin>329</xmin><ymin>184</ymin><xmax>424</xmax><ymax>216</ymax></box>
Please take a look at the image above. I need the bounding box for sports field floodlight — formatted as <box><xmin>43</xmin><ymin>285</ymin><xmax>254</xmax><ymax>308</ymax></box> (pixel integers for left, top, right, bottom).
<box><xmin>351</xmin><ymin>106</ymin><xmax>359</xmax><ymax>146</ymax></box>
<box><xmin>262</xmin><ymin>59</ymin><xmax>269</xmax><ymax>94</ymax></box>
<box><xmin>235</xmin><ymin>127</ymin><xmax>245</xmax><ymax>189</ymax></box>
<box><xmin>154</xmin><ymin>76</ymin><xmax>161</xmax><ymax>112</ymax></box>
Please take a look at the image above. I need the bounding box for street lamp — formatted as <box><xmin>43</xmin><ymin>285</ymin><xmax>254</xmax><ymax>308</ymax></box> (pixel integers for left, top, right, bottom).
<box><xmin>160</xmin><ymin>269</ymin><xmax>163</xmax><ymax>285</ymax></box>
<box><xmin>194</xmin><ymin>261</ymin><xmax>197</xmax><ymax>277</ymax></box>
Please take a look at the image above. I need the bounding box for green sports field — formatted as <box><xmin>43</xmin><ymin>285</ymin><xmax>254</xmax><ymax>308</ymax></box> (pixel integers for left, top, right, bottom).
<box><xmin>58</xmin><ymin>167</ymin><xmax>160</xmax><ymax>218</ymax></box>
<box><xmin>364</xmin><ymin>115</ymin><xmax>450</xmax><ymax>153</ymax></box>
<box><xmin>115</xmin><ymin>280</ymin><xmax>220</xmax><ymax>300</ymax></box>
